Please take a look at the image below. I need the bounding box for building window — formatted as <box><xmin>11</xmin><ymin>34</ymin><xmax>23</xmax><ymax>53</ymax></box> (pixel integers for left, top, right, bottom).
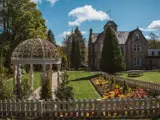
<box><xmin>152</xmin><ymin>51</ymin><xmax>155</xmax><ymax>56</ymax></box>
<box><xmin>133</xmin><ymin>44</ymin><xmax>141</xmax><ymax>52</ymax></box>
<box><xmin>134</xmin><ymin>58</ymin><xmax>141</xmax><ymax>66</ymax></box>
<box><xmin>136</xmin><ymin>33</ymin><xmax>139</xmax><ymax>42</ymax></box>
<box><xmin>158</xmin><ymin>51</ymin><xmax>160</xmax><ymax>56</ymax></box>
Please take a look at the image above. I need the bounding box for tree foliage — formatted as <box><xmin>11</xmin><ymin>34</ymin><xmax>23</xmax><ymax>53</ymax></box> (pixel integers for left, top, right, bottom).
<box><xmin>57</xmin><ymin>47</ymin><xmax>67</xmax><ymax>70</ymax></box>
<box><xmin>54</xmin><ymin>71</ymin><xmax>74</xmax><ymax>100</ymax></box>
<box><xmin>0</xmin><ymin>76</ymin><xmax>14</xmax><ymax>100</ymax></box>
<box><xmin>70</xmin><ymin>33</ymin><xmax>81</xmax><ymax>70</ymax></box>
<box><xmin>40</xmin><ymin>72</ymin><xmax>52</xmax><ymax>100</ymax></box>
<box><xmin>15</xmin><ymin>79</ymin><xmax>31</xmax><ymax>99</ymax></box>
<box><xmin>0</xmin><ymin>0</ymin><xmax>47</xmax><ymax>70</ymax></box>
<box><xmin>47</xmin><ymin>29</ymin><xmax>56</xmax><ymax>45</ymax></box>
<box><xmin>74</xmin><ymin>27</ymin><xmax>86</xmax><ymax>64</ymax></box>
<box><xmin>148</xmin><ymin>32</ymin><xmax>160</xmax><ymax>49</ymax></box>
<box><xmin>100</xmin><ymin>26</ymin><xmax>125</xmax><ymax>74</ymax></box>
<box><xmin>62</xmin><ymin>27</ymin><xmax>86</xmax><ymax>69</ymax></box>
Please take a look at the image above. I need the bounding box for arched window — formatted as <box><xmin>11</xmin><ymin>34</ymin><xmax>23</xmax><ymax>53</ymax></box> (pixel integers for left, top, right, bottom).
<box><xmin>136</xmin><ymin>33</ymin><xmax>139</xmax><ymax>42</ymax></box>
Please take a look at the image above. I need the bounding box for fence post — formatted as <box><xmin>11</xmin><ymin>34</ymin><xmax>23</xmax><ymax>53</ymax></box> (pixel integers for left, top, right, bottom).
<box><xmin>97</xmin><ymin>99</ymin><xmax>101</xmax><ymax>117</ymax></box>
<box><xmin>38</xmin><ymin>100</ymin><xmax>43</xmax><ymax>117</ymax></box>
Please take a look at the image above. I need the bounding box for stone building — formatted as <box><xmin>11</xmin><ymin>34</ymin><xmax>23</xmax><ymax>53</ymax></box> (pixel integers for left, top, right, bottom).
<box><xmin>88</xmin><ymin>20</ymin><xmax>160</xmax><ymax>70</ymax></box>
<box><xmin>146</xmin><ymin>49</ymin><xmax>160</xmax><ymax>70</ymax></box>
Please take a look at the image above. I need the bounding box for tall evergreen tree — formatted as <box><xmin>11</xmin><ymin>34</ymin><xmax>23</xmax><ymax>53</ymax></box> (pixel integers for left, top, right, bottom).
<box><xmin>70</xmin><ymin>32</ymin><xmax>81</xmax><ymax>70</ymax></box>
<box><xmin>47</xmin><ymin>29</ymin><xmax>56</xmax><ymax>45</ymax></box>
<box><xmin>40</xmin><ymin>72</ymin><xmax>52</xmax><ymax>100</ymax></box>
<box><xmin>74</xmin><ymin>27</ymin><xmax>86</xmax><ymax>64</ymax></box>
<box><xmin>100</xmin><ymin>26</ymin><xmax>125</xmax><ymax>74</ymax></box>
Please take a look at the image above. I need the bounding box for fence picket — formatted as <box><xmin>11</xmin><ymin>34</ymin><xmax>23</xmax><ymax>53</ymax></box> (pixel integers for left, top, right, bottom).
<box><xmin>0</xmin><ymin>97</ymin><xmax>159</xmax><ymax>119</ymax></box>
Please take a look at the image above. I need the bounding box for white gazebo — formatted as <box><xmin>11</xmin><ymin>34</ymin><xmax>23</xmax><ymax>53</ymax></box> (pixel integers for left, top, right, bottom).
<box><xmin>11</xmin><ymin>38</ymin><xmax>61</xmax><ymax>92</ymax></box>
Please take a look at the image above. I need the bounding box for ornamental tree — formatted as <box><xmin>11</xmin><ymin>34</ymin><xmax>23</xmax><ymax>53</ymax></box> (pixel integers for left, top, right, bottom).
<box><xmin>100</xmin><ymin>26</ymin><xmax>125</xmax><ymax>74</ymax></box>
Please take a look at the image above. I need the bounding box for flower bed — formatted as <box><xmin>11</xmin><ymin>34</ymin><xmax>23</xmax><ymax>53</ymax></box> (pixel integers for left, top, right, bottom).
<box><xmin>90</xmin><ymin>76</ymin><xmax>148</xmax><ymax>99</ymax></box>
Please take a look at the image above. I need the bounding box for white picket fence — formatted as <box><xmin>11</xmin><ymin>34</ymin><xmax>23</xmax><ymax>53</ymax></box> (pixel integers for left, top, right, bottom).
<box><xmin>0</xmin><ymin>97</ymin><xmax>159</xmax><ymax>119</ymax></box>
<box><xmin>103</xmin><ymin>73</ymin><xmax>160</xmax><ymax>92</ymax></box>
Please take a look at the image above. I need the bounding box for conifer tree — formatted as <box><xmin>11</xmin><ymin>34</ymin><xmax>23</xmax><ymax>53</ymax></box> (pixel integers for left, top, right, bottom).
<box><xmin>54</xmin><ymin>71</ymin><xmax>74</xmax><ymax>100</ymax></box>
<box><xmin>40</xmin><ymin>72</ymin><xmax>52</xmax><ymax>100</ymax></box>
<box><xmin>70</xmin><ymin>33</ymin><xmax>81</xmax><ymax>70</ymax></box>
<box><xmin>100</xmin><ymin>26</ymin><xmax>125</xmax><ymax>74</ymax></box>
<box><xmin>47</xmin><ymin>29</ymin><xmax>56</xmax><ymax>45</ymax></box>
<box><xmin>74</xmin><ymin>27</ymin><xmax>86</xmax><ymax>64</ymax></box>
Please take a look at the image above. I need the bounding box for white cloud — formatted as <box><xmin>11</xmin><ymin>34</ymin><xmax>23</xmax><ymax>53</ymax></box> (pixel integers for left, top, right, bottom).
<box><xmin>46</xmin><ymin>0</ymin><xmax>58</xmax><ymax>5</ymax></box>
<box><xmin>68</xmin><ymin>5</ymin><xmax>110</xmax><ymax>26</ymax></box>
<box><xmin>31</xmin><ymin>0</ymin><xmax>58</xmax><ymax>5</ymax></box>
<box><xmin>59</xmin><ymin>30</ymin><xmax>86</xmax><ymax>38</ymax></box>
<box><xmin>140</xmin><ymin>20</ymin><xmax>160</xmax><ymax>32</ymax></box>
<box><xmin>145</xmin><ymin>35</ymin><xmax>151</xmax><ymax>40</ymax></box>
<box><xmin>59</xmin><ymin>31</ymin><xmax>71</xmax><ymax>38</ymax></box>
<box><xmin>139</xmin><ymin>28</ymin><xmax>156</xmax><ymax>32</ymax></box>
<box><xmin>148</xmin><ymin>20</ymin><xmax>160</xmax><ymax>29</ymax></box>
<box><xmin>31</xmin><ymin>0</ymin><xmax>42</xmax><ymax>4</ymax></box>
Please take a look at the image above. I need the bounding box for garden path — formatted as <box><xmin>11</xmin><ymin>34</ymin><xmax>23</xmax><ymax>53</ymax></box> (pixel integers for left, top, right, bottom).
<box><xmin>28</xmin><ymin>72</ymin><xmax>59</xmax><ymax>100</ymax></box>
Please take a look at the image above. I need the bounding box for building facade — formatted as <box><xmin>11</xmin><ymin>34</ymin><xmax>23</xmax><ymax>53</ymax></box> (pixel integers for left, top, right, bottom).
<box><xmin>88</xmin><ymin>20</ymin><xmax>160</xmax><ymax>70</ymax></box>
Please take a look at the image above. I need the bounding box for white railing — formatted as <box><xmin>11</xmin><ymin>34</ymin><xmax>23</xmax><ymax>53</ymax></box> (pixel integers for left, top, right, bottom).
<box><xmin>103</xmin><ymin>73</ymin><xmax>160</xmax><ymax>92</ymax></box>
<box><xmin>0</xmin><ymin>97</ymin><xmax>159</xmax><ymax>119</ymax></box>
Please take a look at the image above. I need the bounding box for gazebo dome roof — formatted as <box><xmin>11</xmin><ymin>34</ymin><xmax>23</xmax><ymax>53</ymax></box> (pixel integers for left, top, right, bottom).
<box><xmin>11</xmin><ymin>38</ymin><xmax>61</xmax><ymax>64</ymax></box>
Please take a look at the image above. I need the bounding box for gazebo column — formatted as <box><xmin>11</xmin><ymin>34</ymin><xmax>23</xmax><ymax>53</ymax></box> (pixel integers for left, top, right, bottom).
<box><xmin>41</xmin><ymin>64</ymin><xmax>46</xmax><ymax>85</ymax></box>
<box><xmin>13</xmin><ymin>65</ymin><xmax>17</xmax><ymax>91</ymax></box>
<box><xmin>57</xmin><ymin>64</ymin><xmax>61</xmax><ymax>87</ymax></box>
<box><xmin>17</xmin><ymin>64</ymin><xmax>22</xmax><ymax>85</ymax></box>
<box><xmin>29</xmin><ymin>64</ymin><xmax>34</xmax><ymax>90</ymax></box>
<box><xmin>49</xmin><ymin>64</ymin><xmax>53</xmax><ymax>90</ymax></box>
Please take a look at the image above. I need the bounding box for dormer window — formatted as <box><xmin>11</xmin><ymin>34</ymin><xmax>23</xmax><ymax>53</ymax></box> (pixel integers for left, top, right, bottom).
<box><xmin>136</xmin><ymin>33</ymin><xmax>139</xmax><ymax>42</ymax></box>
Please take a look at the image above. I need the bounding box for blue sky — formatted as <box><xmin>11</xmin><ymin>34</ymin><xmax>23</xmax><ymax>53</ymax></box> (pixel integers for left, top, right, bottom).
<box><xmin>32</xmin><ymin>0</ymin><xmax>160</xmax><ymax>45</ymax></box>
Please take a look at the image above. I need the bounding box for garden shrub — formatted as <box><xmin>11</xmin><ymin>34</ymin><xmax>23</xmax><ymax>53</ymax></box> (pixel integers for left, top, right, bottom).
<box><xmin>0</xmin><ymin>78</ymin><xmax>15</xmax><ymax>100</ymax></box>
<box><xmin>54</xmin><ymin>71</ymin><xmax>74</xmax><ymax>100</ymax></box>
<box><xmin>15</xmin><ymin>79</ymin><xmax>32</xmax><ymax>99</ymax></box>
<box><xmin>122</xmin><ymin>80</ymin><xmax>129</xmax><ymax>94</ymax></box>
<box><xmin>40</xmin><ymin>72</ymin><xmax>52</xmax><ymax>100</ymax></box>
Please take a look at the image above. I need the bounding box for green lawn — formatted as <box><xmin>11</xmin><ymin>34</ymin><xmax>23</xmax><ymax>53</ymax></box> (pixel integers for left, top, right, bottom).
<box><xmin>67</xmin><ymin>71</ymin><xmax>100</xmax><ymax>99</ymax></box>
<box><xmin>6</xmin><ymin>72</ymin><xmax>41</xmax><ymax>90</ymax></box>
<box><xmin>119</xmin><ymin>72</ymin><xmax>160</xmax><ymax>82</ymax></box>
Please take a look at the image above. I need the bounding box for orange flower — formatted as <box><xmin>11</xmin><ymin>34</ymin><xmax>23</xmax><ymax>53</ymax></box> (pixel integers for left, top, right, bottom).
<box><xmin>86</xmin><ymin>112</ymin><xmax>89</xmax><ymax>117</ymax></box>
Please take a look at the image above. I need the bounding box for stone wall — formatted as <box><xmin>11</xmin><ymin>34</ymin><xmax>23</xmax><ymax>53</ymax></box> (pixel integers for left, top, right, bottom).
<box><xmin>125</xmin><ymin>29</ymin><xmax>148</xmax><ymax>70</ymax></box>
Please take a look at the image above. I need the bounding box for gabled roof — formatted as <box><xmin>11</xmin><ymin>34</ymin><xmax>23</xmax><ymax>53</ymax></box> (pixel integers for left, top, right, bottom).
<box><xmin>91</xmin><ymin>33</ymin><xmax>100</xmax><ymax>43</ymax></box>
<box><xmin>90</xmin><ymin>31</ymin><xmax>129</xmax><ymax>44</ymax></box>
<box><xmin>115</xmin><ymin>31</ymin><xmax>129</xmax><ymax>44</ymax></box>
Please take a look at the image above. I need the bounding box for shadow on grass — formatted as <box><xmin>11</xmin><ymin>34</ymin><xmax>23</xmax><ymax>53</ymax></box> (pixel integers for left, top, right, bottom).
<box><xmin>70</xmin><ymin>74</ymin><xmax>100</xmax><ymax>82</ymax></box>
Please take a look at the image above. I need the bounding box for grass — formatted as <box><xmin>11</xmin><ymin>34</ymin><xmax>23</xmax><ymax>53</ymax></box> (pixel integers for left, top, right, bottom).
<box><xmin>6</xmin><ymin>72</ymin><xmax>41</xmax><ymax>90</ymax></box>
<box><xmin>119</xmin><ymin>72</ymin><xmax>160</xmax><ymax>82</ymax></box>
<box><xmin>67</xmin><ymin>71</ymin><xmax>100</xmax><ymax>99</ymax></box>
